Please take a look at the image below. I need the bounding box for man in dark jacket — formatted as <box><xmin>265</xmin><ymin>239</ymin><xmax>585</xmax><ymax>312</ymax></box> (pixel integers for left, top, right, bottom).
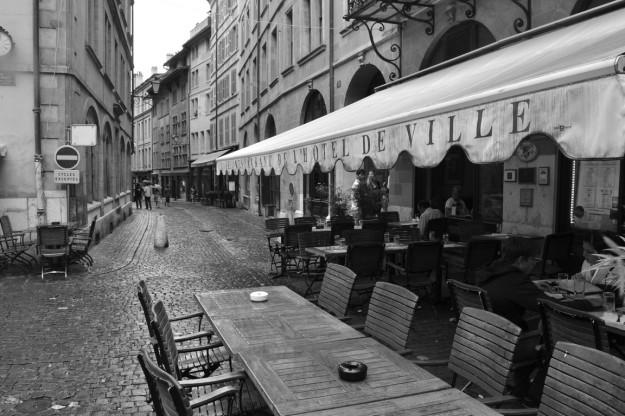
<box><xmin>476</xmin><ymin>237</ymin><xmax>548</xmax><ymax>331</ymax></box>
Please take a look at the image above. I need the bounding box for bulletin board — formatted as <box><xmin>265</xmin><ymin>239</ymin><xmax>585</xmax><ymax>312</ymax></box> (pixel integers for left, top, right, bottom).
<box><xmin>574</xmin><ymin>160</ymin><xmax>620</xmax><ymax>231</ymax></box>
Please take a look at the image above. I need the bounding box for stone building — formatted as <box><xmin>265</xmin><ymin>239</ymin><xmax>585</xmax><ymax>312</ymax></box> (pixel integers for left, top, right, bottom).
<box><xmin>0</xmin><ymin>0</ymin><xmax>133</xmax><ymax>240</ymax></box>
<box><xmin>219</xmin><ymin>0</ymin><xmax>624</xmax><ymax>238</ymax></box>
<box><xmin>132</xmin><ymin>71</ymin><xmax>158</xmax><ymax>184</ymax></box>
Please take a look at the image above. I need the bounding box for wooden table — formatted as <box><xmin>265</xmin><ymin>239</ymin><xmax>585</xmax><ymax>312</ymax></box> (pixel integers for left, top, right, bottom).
<box><xmin>238</xmin><ymin>337</ymin><xmax>450</xmax><ymax>416</ymax></box>
<box><xmin>195</xmin><ymin>286</ymin><xmax>311</xmax><ymax>315</ymax></box>
<box><xmin>294</xmin><ymin>388</ymin><xmax>503</xmax><ymax>416</ymax></box>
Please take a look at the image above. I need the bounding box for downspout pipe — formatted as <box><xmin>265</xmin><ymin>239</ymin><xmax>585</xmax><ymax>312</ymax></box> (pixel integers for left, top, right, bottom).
<box><xmin>33</xmin><ymin>0</ymin><xmax>46</xmax><ymax>223</ymax></box>
<box><xmin>327</xmin><ymin>2</ymin><xmax>335</xmax><ymax>218</ymax></box>
<box><xmin>256</xmin><ymin>0</ymin><xmax>262</xmax><ymax>216</ymax></box>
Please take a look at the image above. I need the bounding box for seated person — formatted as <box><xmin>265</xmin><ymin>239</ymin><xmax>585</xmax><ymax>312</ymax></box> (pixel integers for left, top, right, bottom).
<box><xmin>417</xmin><ymin>199</ymin><xmax>443</xmax><ymax>240</ymax></box>
<box><xmin>476</xmin><ymin>237</ymin><xmax>549</xmax><ymax>331</ymax></box>
<box><xmin>445</xmin><ymin>185</ymin><xmax>469</xmax><ymax>217</ymax></box>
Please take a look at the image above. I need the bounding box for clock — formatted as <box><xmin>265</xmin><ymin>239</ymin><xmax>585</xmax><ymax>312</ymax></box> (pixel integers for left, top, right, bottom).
<box><xmin>516</xmin><ymin>140</ymin><xmax>539</xmax><ymax>162</ymax></box>
<box><xmin>0</xmin><ymin>27</ymin><xmax>14</xmax><ymax>57</ymax></box>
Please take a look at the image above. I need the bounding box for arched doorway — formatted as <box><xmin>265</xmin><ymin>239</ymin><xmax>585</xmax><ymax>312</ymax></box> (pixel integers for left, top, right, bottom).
<box><xmin>301</xmin><ymin>89</ymin><xmax>327</xmax><ymax>124</ymax></box>
<box><xmin>85</xmin><ymin>107</ymin><xmax>99</xmax><ymax>202</ymax></box>
<box><xmin>571</xmin><ymin>0</ymin><xmax>614</xmax><ymax>14</ymax></box>
<box><xmin>344</xmin><ymin>64</ymin><xmax>385</xmax><ymax>106</ymax></box>
<box><xmin>265</xmin><ymin>114</ymin><xmax>276</xmax><ymax>139</ymax></box>
<box><xmin>103</xmin><ymin>123</ymin><xmax>112</xmax><ymax>197</ymax></box>
<box><xmin>420</xmin><ymin>21</ymin><xmax>495</xmax><ymax>69</ymax></box>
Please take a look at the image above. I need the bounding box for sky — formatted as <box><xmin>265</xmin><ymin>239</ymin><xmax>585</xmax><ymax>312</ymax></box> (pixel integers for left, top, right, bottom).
<box><xmin>134</xmin><ymin>0</ymin><xmax>210</xmax><ymax>79</ymax></box>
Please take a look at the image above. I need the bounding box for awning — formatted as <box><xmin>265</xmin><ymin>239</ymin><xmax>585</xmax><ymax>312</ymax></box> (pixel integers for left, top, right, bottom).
<box><xmin>217</xmin><ymin>7</ymin><xmax>625</xmax><ymax>176</ymax></box>
<box><xmin>191</xmin><ymin>149</ymin><xmax>231</xmax><ymax>168</ymax></box>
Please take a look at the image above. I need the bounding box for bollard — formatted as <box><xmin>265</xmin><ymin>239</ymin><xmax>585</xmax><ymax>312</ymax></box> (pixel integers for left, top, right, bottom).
<box><xmin>154</xmin><ymin>214</ymin><xmax>169</xmax><ymax>248</ymax></box>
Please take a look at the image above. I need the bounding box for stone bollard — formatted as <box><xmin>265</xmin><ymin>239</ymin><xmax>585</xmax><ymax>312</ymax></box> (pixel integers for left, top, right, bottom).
<box><xmin>154</xmin><ymin>214</ymin><xmax>169</xmax><ymax>248</ymax></box>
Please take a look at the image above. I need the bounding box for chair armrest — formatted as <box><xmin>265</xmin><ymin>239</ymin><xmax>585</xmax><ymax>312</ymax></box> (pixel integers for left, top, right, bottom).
<box><xmin>189</xmin><ymin>385</ymin><xmax>240</xmax><ymax>409</ymax></box>
<box><xmin>397</xmin><ymin>348</ymin><xmax>413</xmax><ymax>356</ymax></box>
<box><xmin>496</xmin><ymin>408</ymin><xmax>538</xmax><ymax>416</ymax></box>
<box><xmin>169</xmin><ymin>310</ymin><xmax>204</xmax><ymax>322</ymax></box>
<box><xmin>479</xmin><ymin>395</ymin><xmax>522</xmax><ymax>406</ymax></box>
<box><xmin>177</xmin><ymin>340</ymin><xmax>223</xmax><ymax>353</ymax></box>
<box><xmin>411</xmin><ymin>359</ymin><xmax>449</xmax><ymax>367</ymax></box>
<box><xmin>386</xmin><ymin>261</ymin><xmax>406</xmax><ymax>273</ymax></box>
<box><xmin>351</xmin><ymin>323</ymin><xmax>365</xmax><ymax>331</ymax></box>
<box><xmin>179</xmin><ymin>370</ymin><xmax>246</xmax><ymax>388</ymax></box>
<box><xmin>174</xmin><ymin>330</ymin><xmax>214</xmax><ymax>343</ymax></box>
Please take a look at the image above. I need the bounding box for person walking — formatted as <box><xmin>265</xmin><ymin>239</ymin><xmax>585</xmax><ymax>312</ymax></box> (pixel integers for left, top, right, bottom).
<box><xmin>163</xmin><ymin>186</ymin><xmax>170</xmax><ymax>207</ymax></box>
<box><xmin>153</xmin><ymin>184</ymin><xmax>161</xmax><ymax>208</ymax></box>
<box><xmin>134</xmin><ymin>183</ymin><xmax>143</xmax><ymax>209</ymax></box>
<box><xmin>143</xmin><ymin>182</ymin><xmax>153</xmax><ymax>210</ymax></box>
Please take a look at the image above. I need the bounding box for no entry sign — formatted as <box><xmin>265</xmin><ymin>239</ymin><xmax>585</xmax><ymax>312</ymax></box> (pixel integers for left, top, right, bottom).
<box><xmin>55</xmin><ymin>145</ymin><xmax>80</xmax><ymax>169</ymax></box>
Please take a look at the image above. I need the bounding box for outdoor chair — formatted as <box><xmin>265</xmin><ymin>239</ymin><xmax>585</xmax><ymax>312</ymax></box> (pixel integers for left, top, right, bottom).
<box><xmin>330</xmin><ymin>220</ymin><xmax>354</xmax><ymax>243</ymax></box>
<box><xmin>329</xmin><ymin>215</ymin><xmax>354</xmax><ymax>226</ymax></box>
<box><xmin>388</xmin><ymin>226</ymin><xmax>420</xmax><ymax>244</ymax></box>
<box><xmin>361</xmin><ymin>219</ymin><xmax>387</xmax><ymax>233</ymax></box>
<box><xmin>414</xmin><ymin>307</ymin><xmax>540</xmax><ymax>405</ymax></box>
<box><xmin>538</xmin><ymin>298</ymin><xmax>609</xmax><ymax>355</ymax></box>
<box><xmin>281</xmin><ymin>224</ymin><xmax>312</xmax><ymax>275</ymax></box>
<box><xmin>447</xmin><ymin>279</ymin><xmax>493</xmax><ymax>320</ymax></box>
<box><xmin>378</xmin><ymin>211</ymin><xmax>400</xmax><ymax>224</ymax></box>
<box><xmin>137</xmin><ymin>347</ymin><xmax>246</xmax><ymax>416</ymax></box>
<box><xmin>1</xmin><ymin>214</ymin><xmax>37</xmax><ymax>266</ymax></box>
<box><xmin>296</xmin><ymin>230</ymin><xmax>332</xmax><ymax>296</ymax></box>
<box><xmin>446</xmin><ymin>238</ymin><xmax>500</xmax><ymax>284</ymax></box>
<box><xmin>265</xmin><ymin>218</ymin><xmax>289</xmax><ymax>275</ymax></box>
<box><xmin>151</xmin><ymin>300</ymin><xmax>232</xmax><ymax>379</ymax></box>
<box><xmin>294</xmin><ymin>216</ymin><xmax>316</xmax><ymax>226</ymax></box>
<box><xmin>137</xmin><ymin>280</ymin><xmax>209</xmax><ymax>365</ymax></box>
<box><xmin>422</xmin><ymin>217</ymin><xmax>446</xmax><ymax>241</ymax></box>
<box><xmin>342</xmin><ymin>229</ymin><xmax>384</xmax><ymax>245</ymax></box>
<box><xmin>37</xmin><ymin>224</ymin><xmax>69</xmax><ymax>279</ymax></box>
<box><xmin>345</xmin><ymin>242</ymin><xmax>386</xmax><ymax>299</ymax></box>
<box><xmin>358</xmin><ymin>281</ymin><xmax>418</xmax><ymax>355</ymax></box>
<box><xmin>387</xmin><ymin>241</ymin><xmax>442</xmax><ymax>303</ymax></box>
<box><xmin>69</xmin><ymin>216</ymin><xmax>97</xmax><ymax>269</ymax></box>
<box><xmin>490</xmin><ymin>342</ymin><xmax>625</xmax><ymax>416</ymax></box>
<box><xmin>535</xmin><ymin>232</ymin><xmax>574</xmax><ymax>278</ymax></box>
<box><xmin>0</xmin><ymin>235</ymin><xmax>34</xmax><ymax>270</ymax></box>
<box><xmin>1</xmin><ymin>214</ymin><xmax>35</xmax><ymax>245</ymax></box>
<box><xmin>313</xmin><ymin>263</ymin><xmax>358</xmax><ymax>320</ymax></box>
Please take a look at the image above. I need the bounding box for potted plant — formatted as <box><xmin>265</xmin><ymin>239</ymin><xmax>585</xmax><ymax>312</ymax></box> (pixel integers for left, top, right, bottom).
<box><xmin>587</xmin><ymin>235</ymin><xmax>625</xmax><ymax>301</ymax></box>
<box><xmin>332</xmin><ymin>187</ymin><xmax>352</xmax><ymax>218</ymax></box>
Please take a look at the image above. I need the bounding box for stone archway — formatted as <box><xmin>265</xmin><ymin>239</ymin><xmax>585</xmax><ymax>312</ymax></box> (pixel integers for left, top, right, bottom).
<box><xmin>420</xmin><ymin>20</ymin><xmax>495</xmax><ymax>69</ymax></box>
<box><xmin>300</xmin><ymin>89</ymin><xmax>327</xmax><ymax>124</ymax></box>
<box><xmin>344</xmin><ymin>64</ymin><xmax>385</xmax><ymax>106</ymax></box>
<box><xmin>265</xmin><ymin>114</ymin><xmax>276</xmax><ymax>139</ymax></box>
<box><xmin>103</xmin><ymin>122</ymin><xmax>112</xmax><ymax>197</ymax></box>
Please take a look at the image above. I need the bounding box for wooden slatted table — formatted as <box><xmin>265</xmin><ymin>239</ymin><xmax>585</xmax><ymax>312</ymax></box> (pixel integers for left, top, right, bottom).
<box><xmin>294</xmin><ymin>388</ymin><xmax>503</xmax><ymax>416</ymax></box>
<box><xmin>238</xmin><ymin>337</ymin><xmax>450</xmax><ymax>416</ymax></box>
<box><xmin>195</xmin><ymin>286</ymin><xmax>310</xmax><ymax>315</ymax></box>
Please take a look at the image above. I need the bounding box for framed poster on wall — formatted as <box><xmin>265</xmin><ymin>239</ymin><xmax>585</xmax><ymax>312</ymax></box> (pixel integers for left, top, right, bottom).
<box><xmin>574</xmin><ymin>160</ymin><xmax>620</xmax><ymax>231</ymax></box>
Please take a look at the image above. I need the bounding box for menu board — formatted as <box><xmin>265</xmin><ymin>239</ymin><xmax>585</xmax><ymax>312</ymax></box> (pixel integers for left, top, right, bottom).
<box><xmin>574</xmin><ymin>160</ymin><xmax>620</xmax><ymax>231</ymax></box>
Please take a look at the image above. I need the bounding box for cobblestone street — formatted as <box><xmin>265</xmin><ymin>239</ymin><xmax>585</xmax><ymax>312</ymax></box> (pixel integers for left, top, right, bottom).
<box><xmin>0</xmin><ymin>202</ymin><xmax>455</xmax><ymax>415</ymax></box>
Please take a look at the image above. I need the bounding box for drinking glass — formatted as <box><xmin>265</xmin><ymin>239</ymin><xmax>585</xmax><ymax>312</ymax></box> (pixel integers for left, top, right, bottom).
<box><xmin>572</xmin><ymin>273</ymin><xmax>586</xmax><ymax>298</ymax></box>
<box><xmin>556</xmin><ymin>273</ymin><xmax>569</xmax><ymax>294</ymax></box>
<box><xmin>603</xmin><ymin>291</ymin><xmax>616</xmax><ymax>312</ymax></box>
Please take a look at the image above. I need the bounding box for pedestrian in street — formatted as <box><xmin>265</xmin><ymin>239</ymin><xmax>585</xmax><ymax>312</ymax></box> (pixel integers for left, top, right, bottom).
<box><xmin>143</xmin><ymin>182</ymin><xmax>152</xmax><ymax>210</ymax></box>
<box><xmin>153</xmin><ymin>184</ymin><xmax>161</xmax><ymax>208</ymax></box>
<box><xmin>163</xmin><ymin>186</ymin><xmax>170</xmax><ymax>207</ymax></box>
<box><xmin>134</xmin><ymin>183</ymin><xmax>143</xmax><ymax>209</ymax></box>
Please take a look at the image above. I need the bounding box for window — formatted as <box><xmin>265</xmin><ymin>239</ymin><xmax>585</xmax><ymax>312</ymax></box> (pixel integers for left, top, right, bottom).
<box><xmin>315</xmin><ymin>0</ymin><xmax>323</xmax><ymax>46</ymax></box>
<box><xmin>241</xmin><ymin>75</ymin><xmax>246</xmax><ymax>108</ymax></box>
<box><xmin>218</xmin><ymin>118</ymin><xmax>224</xmax><ymax>147</ymax></box>
<box><xmin>224</xmin><ymin>114</ymin><xmax>230</xmax><ymax>145</ymax></box>
<box><xmin>230</xmin><ymin>69</ymin><xmax>236</xmax><ymax>94</ymax></box>
<box><xmin>87</xmin><ymin>0</ymin><xmax>99</xmax><ymax>53</ymax></box>
<box><xmin>181</xmin><ymin>112</ymin><xmax>187</xmax><ymax>135</ymax></box>
<box><xmin>200</xmin><ymin>131</ymin><xmax>205</xmax><ymax>153</ymax></box>
<box><xmin>204</xmin><ymin>93</ymin><xmax>210</xmax><ymax>114</ymax></box>
<box><xmin>206</xmin><ymin>63</ymin><xmax>210</xmax><ymax>82</ymax></box>
<box><xmin>285</xmin><ymin>9</ymin><xmax>294</xmax><ymax>67</ymax></box>
<box><xmin>303</xmin><ymin>0</ymin><xmax>311</xmax><ymax>54</ymax></box>
<box><xmin>105</xmin><ymin>15</ymin><xmax>112</xmax><ymax>73</ymax></box>
<box><xmin>231</xmin><ymin>113</ymin><xmax>237</xmax><ymax>145</ymax></box>
<box><xmin>172</xmin><ymin>116</ymin><xmax>178</xmax><ymax>137</ymax></box>
<box><xmin>270</xmin><ymin>28</ymin><xmax>278</xmax><ymax>81</ymax></box>
<box><xmin>172</xmin><ymin>86</ymin><xmax>178</xmax><ymax>104</ymax></box>
<box><xmin>252</xmin><ymin>58</ymin><xmax>257</xmax><ymax>100</ymax></box>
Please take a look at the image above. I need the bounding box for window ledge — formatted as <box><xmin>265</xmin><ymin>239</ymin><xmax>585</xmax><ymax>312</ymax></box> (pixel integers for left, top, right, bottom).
<box><xmin>297</xmin><ymin>44</ymin><xmax>326</xmax><ymax>66</ymax></box>
<box><xmin>269</xmin><ymin>77</ymin><xmax>279</xmax><ymax>88</ymax></box>
<box><xmin>85</xmin><ymin>44</ymin><xmax>103</xmax><ymax>69</ymax></box>
<box><xmin>281</xmin><ymin>65</ymin><xmax>294</xmax><ymax>77</ymax></box>
<box><xmin>260</xmin><ymin>87</ymin><xmax>268</xmax><ymax>97</ymax></box>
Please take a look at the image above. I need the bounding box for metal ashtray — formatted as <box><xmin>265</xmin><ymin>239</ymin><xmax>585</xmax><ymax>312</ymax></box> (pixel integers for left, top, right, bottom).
<box><xmin>338</xmin><ymin>361</ymin><xmax>367</xmax><ymax>381</ymax></box>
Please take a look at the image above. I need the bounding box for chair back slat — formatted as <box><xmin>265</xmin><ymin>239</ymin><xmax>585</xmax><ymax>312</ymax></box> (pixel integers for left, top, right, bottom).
<box><xmin>265</xmin><ymin>217</ymin><xmax>289</xmax><ymax>231</ymax></box>
<box><xmin>447</xmin><ymin>279</ymin><xmax>492</xmax><ymax>319</ymax></box>
<box><xmin>361</xmin><ymin>219</ymin><xmax>386</xmax><ymax>233</ymax></box>
<box><xmin>151</xmin><ymin>301</ymin><xmax>180</xmax><ymax>378</ymax></box>
<box><xmin>284</xmin><ymin>224</ymin><xmax>312</xmax><ymax>248</ymax></box>
<box><xmin>378</xmin><ymin>211</ymin><xmax>400</xmax><ymax>223</ymax></box>
<box><xmin>138</xmin><ymin>280</ymin><xmax>155</xmax><ymax>336</ymax></box>
<box><xmin>404</xmin><ymin>241</ymin><xmax>442</xmax><ymax>274</ymax></box>
<box><xmin>364</xmin><ymin>282</ymin><xmax>418</xmax><ymax>352</ymax></box>
<box><xmin>343</xmin><ymin>229</ymin><xmax>384</xmax><ymax>245</ymax></box>
<box><xmin>297</xmin><ymin>231</ymin><xmax>332</xmax><ymax>256</ymax></box>
<box><xmin>539</xmin><ymin>342</ymin><xmax>625</xmax><ymax>416</ymax></box>
<box><xmin>449</xmin><ymin>307</ymin><xmax>522</xmax><ymax>397</ymax></box>
<box><xmin>37</xmin><ymin>225</ymin><xmax>69</xmax><ymax>253</ymax></box>
<box><xmin>345</xmin><ymin>242</ymin><xmax>385</xmax><ymax>280</ymax></box>
<box><xmin>538</xmin><ymin>299</ymin><xmax>608</xmax><ymax>354</ymax></box>
<box><xmin>330</xmin><ymin>221</ymin><xmax>355</xmax><ymax>241</ymax></box>
<box><xmin>463</xmin><ymin>239</ymin><xmax>500</xmax><ymax>283</ymax></box>
<box><xmin>317</xmin><ymin>263</ymin><xmax>357</xmax><ymax>318</ymax></box>
<box><xmin>137</xmin><ymin>347</ymin><xmax>191</xmax><ymax>416</ymax></box>
<box><xmin>294</xmin><ymin>216</ymin><xmax>316</xmax><ymax>226</ymax></box>
<box><xmin>0</xmin><ymin>215</ymin><xmax>13</xmax><ymax>236</ymax></box>
<box><xmin>388</xmin><ymin>226</ymin><xmax>420</xmax><ymax>243</ymax></box>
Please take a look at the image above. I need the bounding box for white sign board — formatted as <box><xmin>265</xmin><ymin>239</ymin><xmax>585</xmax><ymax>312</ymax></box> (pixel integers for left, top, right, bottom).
<box><xmin>54</xmin><ymin>169</ymin><xmax>80</xmax><ymax>184</ymax></box>
<box><xmin>71</xmin><ymin>124</ymin><xmax>97</xmax><ymax>146</ymax></box>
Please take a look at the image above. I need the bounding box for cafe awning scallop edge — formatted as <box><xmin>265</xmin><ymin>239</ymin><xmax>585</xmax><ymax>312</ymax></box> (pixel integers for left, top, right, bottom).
<box><xmin>217</xmin><ymin>7</ymin><xmax>625</xmax><ymax>176</ymax></box>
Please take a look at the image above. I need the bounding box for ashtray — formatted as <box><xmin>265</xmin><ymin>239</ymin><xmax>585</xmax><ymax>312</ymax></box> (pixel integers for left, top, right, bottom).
<box><xmin>249</xmin><ymin>291</ymin><xmax>268</xmax><ymax>302</ymax></box>
<box><xmin>338</xmin><ymin>361</ymin><xmax>367</xmax><ymax>382</ymax></box>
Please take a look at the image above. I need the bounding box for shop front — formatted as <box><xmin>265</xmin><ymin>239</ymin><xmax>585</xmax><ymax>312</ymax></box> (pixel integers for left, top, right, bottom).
<box><xmin>217</xmin><ymin>7</ymin><xmax>625</xmax><ymax>237</ymax></box>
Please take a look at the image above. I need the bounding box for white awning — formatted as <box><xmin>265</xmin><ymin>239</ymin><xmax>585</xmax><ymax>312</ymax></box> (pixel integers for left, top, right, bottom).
<box><xmin>191</xmin><ymin>149</ymin><xmax>231</xmax><ymax>167</ymax></box>
<box><xmin>217</xmin><ymin>7</ymin><xmax>625</xmax><ymax>175</ymax></box>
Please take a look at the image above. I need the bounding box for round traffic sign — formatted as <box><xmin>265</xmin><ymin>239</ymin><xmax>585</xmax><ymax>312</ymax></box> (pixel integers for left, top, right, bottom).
<box><xmin>55</xmin><ymin>145</ymin><xmax>80</xmax><ymax>169</ymax></box>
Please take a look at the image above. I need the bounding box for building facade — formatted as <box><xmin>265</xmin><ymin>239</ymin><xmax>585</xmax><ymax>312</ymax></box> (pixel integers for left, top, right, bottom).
<box><xmin>132</xmin><ymin>72</ymin><xmax>157</xmax><ymax>184</ymax></box>
<box><xmin>0</xmin><ymin>0</ymin><xmax>133</xmax><ymax>240</ymax></box>
<box><xmin>223</xmin><ymin>0</ymin><xmax>624</xmax><ymax>239</ymax></box>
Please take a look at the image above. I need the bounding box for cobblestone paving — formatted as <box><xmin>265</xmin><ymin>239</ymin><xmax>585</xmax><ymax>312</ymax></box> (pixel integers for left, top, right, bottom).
<box><xmin>0</xmin><ymin>202</ymin><xmax>456</xmax><ymax>415</ymax></box>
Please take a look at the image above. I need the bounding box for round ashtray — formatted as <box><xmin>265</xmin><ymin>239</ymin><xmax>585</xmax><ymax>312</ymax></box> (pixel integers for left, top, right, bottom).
<box><xmin>338</xmin><ymin>361</ymin><xmax>367</xmax><ymax>382</ymax></box>
<box><xmin>249</xmin><ymin>291</ymin><xmax>268</xmax><ymax>302</ymax></box>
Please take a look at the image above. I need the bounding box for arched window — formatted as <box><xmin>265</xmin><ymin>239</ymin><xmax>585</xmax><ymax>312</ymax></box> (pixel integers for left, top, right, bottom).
<box><xmin>103</xmin><ymin>123</ymin><xmax>112</xmax><ymax>197</ymax></box>
<box><xmin>344</xmin><ymin>64</ymin><xmax>385</xmax><ymax>106</ymax></box>
<box><xmin>301</xmin><ymin>89</ymin><xmax>327</xmax><ymax>124</ymax></box>
<box><xmin>421</xmin><ymin>21</ymin><xmax>495</xmax><ymax>69</ymax></box>
<box><xmin>85</xmin><ymin>107</ymin><xmax>99</xmax><ymax>202</ymax></box>
<box><xmin>265</xmin><ymin>114</ymin><xmax>276</xmax><ymax>139</ymax></box>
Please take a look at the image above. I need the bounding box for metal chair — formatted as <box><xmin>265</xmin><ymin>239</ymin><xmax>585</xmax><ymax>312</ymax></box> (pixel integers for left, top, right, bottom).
<box><xmin>538</xmin><ymin>298</ymin><xmax>609</xmax><ymax>355</ymax></box>
<box><xmin>1</xmin><ymin>214</ymin><xmax>37</xmax><ymax>266</ymax></box>
<box><xmin>447</xmin><ymin>279</ymin><xmax>493</xmax><ymax>320</ymax></box>
<box><xmin>314</xmin><ymin>263</ymin><xmax>358</xmax><ymax>320</ymax></box>
<box><xmin>37</xmin><ymin>224</ymin><xmax>69</xmax><ymax>279</ymax></box>
<box><xmin>296</xmin><ymin>230</ymin><xmax>332</xmax><ymax>296</ymax></box>
<box><xmin>446</xmin><ymin>238</ymin><xmax>500</xmax><ymax>284</ymax></box>
<box><xmin>69</xmin><ymin>216</ymin><xmax>97</xmax><ymax>269</ymax></box>
<box><xmin>342</xmin><ymin>229</ymin><xmax>384</xmax><ymax>245</ymax></box>
<box><xmin>388</xmin><ymin>226</ymin><xmax>420</xmax><ymax>244</ymax></box>
<box><xmin>330</xmin><ymin>220</ymin><xmax>354</xmax><ymax>243</ymax></box>
<box><xmin>378</xmin><ymin>211</ymin><xmax>400</xmax><ymax>224</ymax></box>
<box><xmin>137</xmin><ymin>347</ymin><xmax>244</xmax><ymax>416</ymax></box>
<box><xmin>536</xmin><ymin>232</ymin><xmax>574</xmax><ymax>278</ymax></box>
<box><xmin>422</xmin><ymin>217</ymin><xmax>446</xmax><ymax>241</ymax></box>
<box><xmin>361</xmin><ymin>219</ymin><xmax>387</xmax><ymax>233</ymax></box>
<box><xmin>281</xmin><ymin>224</ymin><xmax>312</xmax><ymax>275</ymax></box>
<box><xmin>345</xmin><ymin>242</ymin><xmax>386</xmax><ymax>298</ymax></box>
<box><xmin>265</xmin><ymin>218</ymin><xmax>289</xmax><ymax>274</ymax></box>
<box><xmin>387</xmin><ymin>241</ymin><xmax>442</xmax><ymax>301</ymax></box>
<box><xmin>361</xmin><ymin>281</ymin><xmax>419</xmax><ymax>355</ymax></box>
<box><xmin>151</xmin><ymin>300</ymin><xmax>232</xmax><ymax>380</ymax></box>
<box><xmin>294</xmin><ymin>216</ymin><xmax>316</xmax><ymax>226</ymax></box>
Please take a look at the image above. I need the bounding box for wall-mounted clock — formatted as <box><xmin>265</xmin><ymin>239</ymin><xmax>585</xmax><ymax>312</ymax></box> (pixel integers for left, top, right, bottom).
<box><xmin>516</xmin><ymin>140</ymin><xmax>539</xmax><ymax>162</ymax></box>
<box><xmin>0</xmin><ymin>26</ymin><xmax>14</xmax><ymax>57</ymax></box>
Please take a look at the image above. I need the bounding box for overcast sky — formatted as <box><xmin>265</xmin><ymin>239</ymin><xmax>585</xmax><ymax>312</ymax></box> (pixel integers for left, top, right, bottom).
<box><xmin>134</xmin><ymin>0</ymin><xmax>210</xmax><ymax>79</ymax></box>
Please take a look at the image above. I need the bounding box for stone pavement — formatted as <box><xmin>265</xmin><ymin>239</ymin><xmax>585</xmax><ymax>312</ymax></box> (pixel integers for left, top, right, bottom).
<box><xmin>0</xmin><ymin>202</ymin><xmax>456</xmax><ymax>415</ymax></box>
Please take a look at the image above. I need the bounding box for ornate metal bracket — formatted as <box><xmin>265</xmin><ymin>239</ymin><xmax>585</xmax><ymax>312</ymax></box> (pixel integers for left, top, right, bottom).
<box><xmin>509</xmin><ymin>0</ymin><xmax>532</xmax><ymax>33</ymax></box>
<box><xmin>350</xmin><ymin>19</ymin><xmax>402</xmax><ymax>81</ymax></box>
<box><xmin>456</xmin><ymin>0</ymin><xmax>476</xmax><ymax>19</ymax></box>
<box><xmin>346</xmin><ymin>1</ymin><xmax>435</xmax><ymax>35</ymax></box>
